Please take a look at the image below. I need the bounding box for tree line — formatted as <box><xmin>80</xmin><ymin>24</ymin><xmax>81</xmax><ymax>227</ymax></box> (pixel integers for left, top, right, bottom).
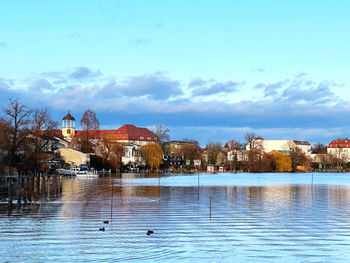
<box><xmin>2</xmin><ymin>98</ymin><xmax>345</xmax><ymax>174</ymax></box>
<box><xmin>0</xmin><ymin>99</ymin><xmax>58</xmax><ymax>173</ymax></box>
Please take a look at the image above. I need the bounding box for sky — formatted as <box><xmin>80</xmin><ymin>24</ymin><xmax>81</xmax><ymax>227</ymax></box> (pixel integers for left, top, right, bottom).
<box><xmin>1</xmin><ymin>0</ymin><xmax>350</xmax><ymax>146</ymax></box>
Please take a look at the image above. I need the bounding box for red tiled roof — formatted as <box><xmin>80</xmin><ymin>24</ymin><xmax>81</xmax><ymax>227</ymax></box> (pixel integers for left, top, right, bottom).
<box><xmin>40</xmin><ymin>124</ymin><xmax>157</xmax><ymax>142</ymax></box>
<box><xmin>328</xmin><ymin>138</ymin><xmax>350</xmax><ymax>148</ymax></box>
<box><xmin>73</xmin><ymin>124</ymin><xmax>157</xmax><ymax>142</ymax></box>
<box><xmin>75</xmin><ymin>130</ymin><xmax>117</xmax><ymax>140</ymax></box>
<box><xmin>293</xmin><ymin>140</ymin><xmax>310</xmax><ymax>146</ymax></box>
<box><xmin>39</xmin><ymin>129</ymin><xmax>63</xmax><ymax>137</ymax></box>
<box><xmin>114</xmin><ymin>124</ymin><xmax>157</xmax><ymax>141</ymax></box>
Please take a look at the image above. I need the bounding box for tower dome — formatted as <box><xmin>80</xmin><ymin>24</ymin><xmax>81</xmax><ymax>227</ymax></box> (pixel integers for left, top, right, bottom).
<box><xmin>62</xmin><ymin>111</ymin><xmax>75</xmax><ymax>121</ymax></box>
<box><xmin>62</xmin><ymin>111</ymin><xmax>76</xmax><ymax>140</ymax></box>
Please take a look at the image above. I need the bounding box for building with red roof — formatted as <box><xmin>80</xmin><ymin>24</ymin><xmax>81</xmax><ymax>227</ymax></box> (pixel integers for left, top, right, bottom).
<box><xmin>327</xmin><ymin>138</ymin><xmax>350</xmax><ymax>161</ymax></box>
<box><xmin>245</xmin><ymin>138</ymin><xmax>311</xmax><ymax>155</ymax></box>
<box><xmin>57</xmin><ymin>112</ymin><xmax>158</xmax><ymax>167</ymax></box>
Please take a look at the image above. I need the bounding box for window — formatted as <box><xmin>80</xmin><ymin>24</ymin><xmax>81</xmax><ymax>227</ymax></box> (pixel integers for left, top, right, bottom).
<box><xmin>140</xmin><ymin>136</ymin><xmax>144</xmax><ymax>139</ymax></box>
<box><xmin>123</xmin><ymin>135</ymin><xmax>126</xmax><ymax>139</ymax></box>
<box><xmin>67</xmin><ymin>129</ymin><xmax>71</xmax><ymax>134</ymax></box>
<box><xmin>147</xmin><ymin>137</ymin><xmax>151</xmax><ymax>140</ymax></box>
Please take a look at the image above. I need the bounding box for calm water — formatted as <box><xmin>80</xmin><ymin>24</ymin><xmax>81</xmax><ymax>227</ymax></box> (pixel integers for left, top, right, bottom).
<box><xmin>2</xmin><ymin>173</ymin><xmax>350</xmax><ymax>262</ymax></box>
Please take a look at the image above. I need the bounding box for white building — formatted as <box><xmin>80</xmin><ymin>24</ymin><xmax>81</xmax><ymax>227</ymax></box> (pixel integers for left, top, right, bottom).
<box><xmin>327</xmin><ymin>138</ymin><xmax>350</xmax><ymax>162</ymax></box>
<box><xmin>245</xmin><ymin>138</ymin><xmax>311</xmax><ymax>155</ymax></box>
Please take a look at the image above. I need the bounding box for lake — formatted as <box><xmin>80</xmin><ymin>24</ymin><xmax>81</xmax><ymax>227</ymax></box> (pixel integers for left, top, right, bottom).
<box><xmin>1</xmin><ymin>172</ymin><xmax>350</xmax><ymax>262</ymax></box>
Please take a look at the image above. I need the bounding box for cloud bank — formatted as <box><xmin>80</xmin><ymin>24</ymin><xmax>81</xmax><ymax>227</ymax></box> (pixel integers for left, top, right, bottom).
<box><xmin>1</xmin><ymin>68</ymin><xmax>348</xmax><ymax>145</ymax></box>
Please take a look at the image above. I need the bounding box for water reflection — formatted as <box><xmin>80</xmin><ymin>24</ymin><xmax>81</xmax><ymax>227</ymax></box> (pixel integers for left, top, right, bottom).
<box><xmin>1</xmin><ymin>173</ymin><xmax>350</xmax><ymax>262</ymax></box>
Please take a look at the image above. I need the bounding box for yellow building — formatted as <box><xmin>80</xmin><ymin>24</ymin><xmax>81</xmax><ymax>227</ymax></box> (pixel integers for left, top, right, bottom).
<box><xmin>58</xmin><ymin>147</ymin><xmax>89</xmax><ymax>166</ymax></box>
<box><xmin>62</xmin><ymin>111</ymin><xmax>75</xmax><ymax>140</ymax></box>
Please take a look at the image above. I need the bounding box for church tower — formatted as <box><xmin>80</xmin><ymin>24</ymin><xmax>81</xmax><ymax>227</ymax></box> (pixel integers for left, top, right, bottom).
<box><xmin>62</xmin><ymin>111</ymin><xmax>75</xmax><ymax>140</ymax></box>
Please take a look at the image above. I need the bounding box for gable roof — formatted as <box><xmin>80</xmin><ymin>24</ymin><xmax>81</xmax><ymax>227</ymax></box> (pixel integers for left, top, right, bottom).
<box><xmin>293</xmin><ymin>140</ymin><xmax>310</xmax><ymax>146</ymax></box>
<box><xmin>115</xmin><ymin>124</ymin><xmax>157</xmax><ymax>141</ymax></box>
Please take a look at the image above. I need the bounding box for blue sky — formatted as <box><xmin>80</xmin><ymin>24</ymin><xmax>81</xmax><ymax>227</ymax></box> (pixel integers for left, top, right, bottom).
<box><xmin>1</xmin><ymin>0</ymin><xmax>350</xmax><ymax>146</ymax></box>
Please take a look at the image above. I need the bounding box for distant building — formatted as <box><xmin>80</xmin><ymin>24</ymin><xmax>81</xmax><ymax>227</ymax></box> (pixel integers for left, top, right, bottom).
<box><xmin>246</xmin><ymin>138</ymin><xmax>311</xmax><ymax>155</ymax></box>
<box><xmin>114</xmin><ymin>124</ymin><xmax>158</xmax><ymax>144</ymax></box>
<box><xmin>62</xmin><ymin>111</ymin><xmax>76</xmax><ymax>140</ymax></box>
<box><xmin>207</xmin><ymin>165</ymin><xmax>226</xmax><ymax>173</ymax></box>
<box><xmin>162</xmin><ymin>141</ymin><xmax>201</xmax><ymax>169</ymax></box>
<box><xmin>40</xmin><ymin>111</ymin><xmax>158</xmax><ymax>168</ymax></box>
<box><xmin>327</xmin><ymin>138</ymin><xmax>350</xmax><ymax>162</ymax></box>
<box><xmin>59</xmin><ymin>147</ymin><xmax>89</xmax><ymax>166</ymax></box>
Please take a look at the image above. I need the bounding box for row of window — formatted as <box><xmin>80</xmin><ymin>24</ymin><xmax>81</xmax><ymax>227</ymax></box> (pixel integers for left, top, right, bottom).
<box><xmin>330</xmin><ymin>144</ymin><xmax>350</xmax><ymax>148</ymax></box>
<box><xmin>116</xmin><ymin>135</ymin><xmax>156</xmax><ymax>140</ymax></box>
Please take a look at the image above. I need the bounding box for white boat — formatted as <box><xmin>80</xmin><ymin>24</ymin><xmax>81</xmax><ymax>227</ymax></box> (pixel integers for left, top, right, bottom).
<box><xmin>76</xmin><ymin>170</ymin><xmax>99</xmax><ymax>177</ymax></box>
<box><xmin>57</xmin><ymin>168</ymin><xmax>74</xmax><ymax>176</ymax></box>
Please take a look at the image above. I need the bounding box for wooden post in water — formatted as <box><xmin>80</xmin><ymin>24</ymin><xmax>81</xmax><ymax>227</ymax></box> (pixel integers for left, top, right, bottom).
<box><xmin>209</xmin><ymin>196</ymin><xmax>212</xmax><ymax>219</ymax></box>
<box><xmin>36</xmin><ymin>173</ymin><xmax>40</xmax><ymax>198</ymax></box>
<box><xmin>197</xmin><ymin>171</ymin><xmax>200</xmax><ymax>200</ymax></box>
<box><xmin>17</xmin><ymin>176</ymin><xmax>22</xmax><ymax>205</ymax></box>
<box><xmin>46</xmin><ymin>175</ymin><xmax>50</xmax><ymax>200</ymax></box>
<box><xmin>23</xmin><ymin>177</ymin><xmax>27</xmax><ymax>205</ymax></box>
<box><xmin>41</xmin><ymin>173</ymin><xmax>45</xmax><ymax>200</ymax></box>
<box><xmin>110</xmin><ymin>179</ymin><xmax>114</xmax><ymax>222</ymax></box>
<box><xmin>31</xmin><ymin>175</ymin><xmax>34</xmax><ymax>201</ymax></box>
<box><xmin>53</xmin><ymin>175</ymin><xmax>57</xmax><ymax>198</ymax></box>
<box><xmin>8</xmin><ymin>177</ymin><xmax>12</xmax><ymax>205</ymax></box>
<box><xmin>59</xmin><ymin>175</ymin><xmax>62</xmax><ymax>193</ymax></box>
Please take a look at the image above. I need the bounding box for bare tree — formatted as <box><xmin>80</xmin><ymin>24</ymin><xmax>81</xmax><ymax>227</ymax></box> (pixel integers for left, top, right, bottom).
<box><xmin>312</xmin><ymin>143</ymin><xmax>327</xmax><ymax>154</ymax></box>
<box><xmin>25</xmin><ymin>108</ymin><xmax>58</xmax><ymax>170</ymax></box>
<box><xmin>2</xmin><ymin>99</ymin><xmax>32</xmax><ymax>170</ymax></box>
<box><xmin>225</xmin><ymin>139</ymin><xmax>242</xmax><ymax>171</ymax></box>
<box><xmin>80</xmin><ymin>109</ymin><xmax>100</xmax><ymax>153</ymax></box>
<box><xmin>151</xmin><ymin>125</ymin><xmax>170</xmax><ymax>143</ymax></box>
<box><xmin>206</xmin><ymin>142</ymin><xmax>223</xmax><ymax>165</ymax></box>
<box><xmin>180</xmin><ymin>140</ymin><xmax>202</xmax><ymax>168</ymax></box>
<box><xmin>100</xmin><ymin>139</ymin><xmax>124</xmax><ymax>171</ymax></box>
<box><xmin>225</xmin><ymin>139</ymin><xmax>242</xmax><ymax>151</ymax></box>
<box><xmin>244</xmin><ymin>132</ymin><xmax>257</xmax><ymax>150</ymax></box>
<box><xmin>288</xmin><ymin>142</ymin><xmax>311</xmax><ymax>172</ymax></box>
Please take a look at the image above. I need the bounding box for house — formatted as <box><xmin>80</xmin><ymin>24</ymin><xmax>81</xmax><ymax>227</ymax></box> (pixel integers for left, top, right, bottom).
<box><xmin>58</xmin><ymin>112</ymin><xmax>158</xmax><ymax>167</ymax></box>
<box><xmin>207</xmin><ymin>165</ymin><xmax>227</xmax><ymax>173</ymax></box>
<box><xmin>162</xmin><ymin>140</ymin><xmax>202</xmax><ymax>169</ymax></box>
<box><xmin>327</xmin><ymin>138</ymin><xmax>350</xmax><ymax>162</ymax></box>
<box><xmin>58</xmin><ymin>147</ymin><xmax>90</xmax><ymax>166</ymax></box>
<box><xmin>246</xmin><ymin>138</ymin><xmax>312</xmax><ymax>156</ymax></box>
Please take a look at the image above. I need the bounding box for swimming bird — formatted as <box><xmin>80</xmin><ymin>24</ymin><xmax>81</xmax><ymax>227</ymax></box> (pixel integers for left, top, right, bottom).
<box><xmin>103</xmin><ymin>220</ymin><xmax>109</xmax><ymax>224</ymax></box>
<box><xmin>99</xmin><ymin>227</ymin><xmax>105</xmax><ymax>231</ymax></box>
<box><xmin>147</xmin><ymin>230</ymin><xmax>154</xmax><ymax>235</ymax></box>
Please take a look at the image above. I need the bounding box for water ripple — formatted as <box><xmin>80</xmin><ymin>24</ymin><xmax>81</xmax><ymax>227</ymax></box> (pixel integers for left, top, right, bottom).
<box><xmin>1</xmin><ymin>173</ymin><xmax>350</xmax><ymax>262</ymax></box>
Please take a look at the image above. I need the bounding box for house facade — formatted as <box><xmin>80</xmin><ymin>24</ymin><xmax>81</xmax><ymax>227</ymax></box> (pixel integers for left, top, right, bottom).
<box><xmin>327</xmin><ymin>138</ymin><xmax>350</xmax><ymax>162</ymax></box>
<box><xmin>246</xmin><ymin>138</ymin><xmax>312</xmax><ymax>155</ymax></box>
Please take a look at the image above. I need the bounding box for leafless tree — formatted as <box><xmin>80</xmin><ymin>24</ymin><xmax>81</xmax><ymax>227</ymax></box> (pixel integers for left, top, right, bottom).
<box><xmin>206</xmin><ymin>142</ymin><xmax>223</xmax><ymax>165</ymax></box>
<box><xmin>225</xmin><ymin>139</ymin><xmax>242</xmax><ymax>171</ymax></box>
<box><xmin>100</xmin><ymin>139</ymin><xmax>124</xmax><ymax>171</ymax></box>
<box><xmin>151</xmin><ymin>125</ymin><xmax>170</xmax><ymax>143</ymax></box>
<box><xmin>80</xmin><ymin>109</ymin><xmax>100</xmax><ymax>153</ymax></box>
<box><xmin>312</xmin><ymin>143</ymin><xmax>327</xmax><ymax>154</ymax></box>
<box><xmin>245</xmin><ymin>132</ymin><xmax>257</xmax><ymax>150</ymax></box>
<box><xmin>25</xmin><ymin>108</ymin><xmax>58</xmax><ymax>170</ymax></box>
<box><xmin>180</xmin><ymin>140</ymin><xmax>202</xmax><ymax>168</ymax></box>
<box><xmin>2</xmin><ymin>99</ymin><xmax>32</xmax><ymax>169</ymax></box>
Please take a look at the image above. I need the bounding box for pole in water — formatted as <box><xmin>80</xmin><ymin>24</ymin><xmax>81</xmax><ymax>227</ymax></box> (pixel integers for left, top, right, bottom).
<box><xmin>210</xmin><ymin>196</ymin><xmax>212</xmax><ymax>219</ymax></box>
<box><xmin>197</xmin><ymin>170</ymin><xmax>200</xmax><ymax>199</ymax></box>
<box><xmin>197</xmin><ymin>171</ymin><xmax>199</xmax><ymax>187</ymax></box>
<box><xmin>110</xmin><ymin>179</ymin><xmax>114</xmax><ymax>222</ymax></box>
